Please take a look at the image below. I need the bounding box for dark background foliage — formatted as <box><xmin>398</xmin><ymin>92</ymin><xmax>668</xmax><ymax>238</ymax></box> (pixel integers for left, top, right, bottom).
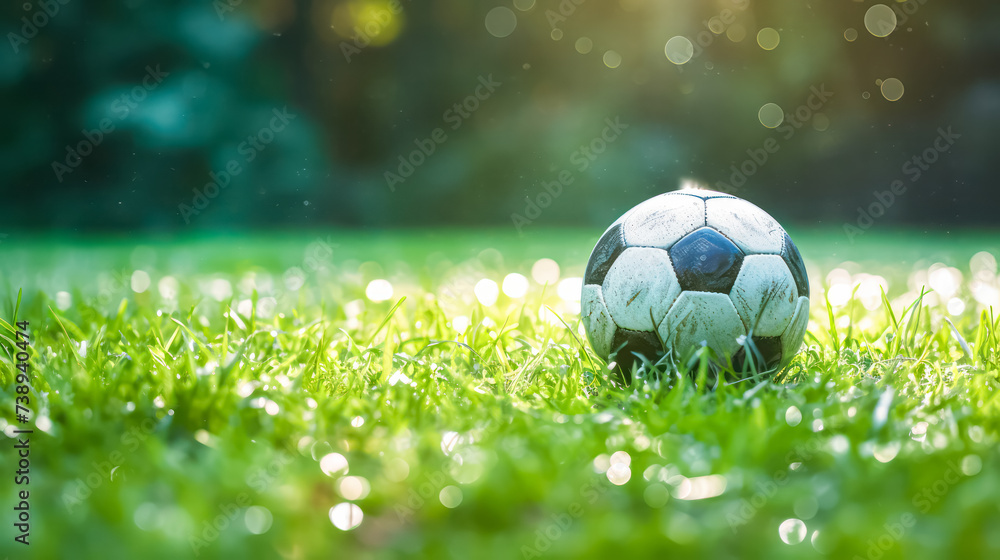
<box><xmin>2</xmin><ymin>0</ymin><xmax>998</xmax><ymax>233</ymax></box>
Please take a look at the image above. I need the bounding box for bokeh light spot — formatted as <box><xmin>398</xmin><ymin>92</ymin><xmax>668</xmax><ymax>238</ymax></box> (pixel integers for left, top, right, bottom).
<box><xmin>158</xmin><ymin>276</ymin><xmax>179</xmax><ymax>299</ymax></box>
<box><xmin>485</xmin><ymin>7</ymin><xmax>517</xmax><ymax>38</ymax></box>
<box><xmin>707</xmin><ymin>17</ymin><xmax>725</xmax><ymax>35</ymax></box>
<box><xmin>244</xmin><ymin>506</ymin><xmax>273</xmax><ymax>535</ymax></box>
<box><xmin>439</xmin><ymin>485</ymin><xmax>463</xmax><ymax>508</ymax></box>
<box><xmin>873</xmin><ymin>441</ymin><xmax>901</xmax><ymax>463</ymax></box>
<box><xmin>962</xmin><ymin>454</ymin><xmax>983</xmax><ymax>476</ymax></box>
<box><xmin>332</xmin><ymin>1</ymin><xmax>404</xmax><ymax>47</ymax></box>
<box><xmin>812</xmin><ymin>113</ymin><xmax>830</xmax><ymax>132</ymax></box>
<box><xmin>811</xmin><ymin>529</ymin><xmax>835</xmax><ymax>553</ymax></box>
<box><xmin>513</xmin><ymin>0</ymin><xmax>535</xmax><ymax>11</ymax></box>
<box><xmin>329</xmin><ymin>503</ymin><xmax>363</xmax><ymax>531</ymax></box>
<box><xmin>844</xmin><ymin>28</ymin><xmax>858</xmax><ymax>42</ymax></box>
<box><xmin>947</xmin><ymin>298</ymin><xmax>965</xmax><ymax>316</ymax></box>
<box><xmin>673</xmin><ymin>475</ymin><xmax>727</xmax><ymax>500</ymax></box>
<box><xmin>557</xmin><ymin>277</ymin><xmax>583</xmax><ymax>302</ymax></box>
<box><xmin>338</xmin><ymin>476</ymin><xmax>371</xmax><ymax>500</ymax></box>
<box><xmin>665</xmin><ymin>36</ymin><xmax>694</xmax><ymax>65</ymax></box>
<box><xmin>865</xmin><ymin>4</ymin><xmax>897</xmax><ymax>38</ymax></box>
<box><xmin>726</xmin><ymin>24</ymin><xmax>746</xmax><ymax>43</ymax></box>
<box><xmin>320</xmin><ymin>452</ymin><xmax>349</xmax><ymax>476</ymax></box>
<box><xmin>131</xmin><ymin>270</ymin><xmax>151</xmax><ymax>293</ymax></box>
<box><xmin>794</xmin><ymin>496</ymin><xmax>819</xmax><ymax>520</ymax></box>
<box><xmin>757</xmin><ymin>27</ymin><xmax>780</xmax><ymax>50</ymax></box>
<box><xmin>880</xmin><ymin>78</ymin><xmax>904</xmax><ymax>101</ymax></box>
<box><xmin>550</xmin><ymin>28</ymin><xmax>563</xmax><ymax>41</ymax></box>
<box><xmin>607</xmin><ymin>463</ymin><xmax>631</xmax><ymax>485</ymax></box>
<box><xmin>758</xmin><ymin>103</ymin><xmax>784</xmax><ymax>128</ymax></box>
<box><xmin>575</xmin><ymin>37</ymin><xmax>593</xmax><ymax>54</ymax></box>
<box><xmin>531</xmin><ymin>258</ymin><xmax>560</xmax><ymax>285</ymax></box>
<box><xmin>474</xmin><ymin>279</ymin><xmax>499</xmax><ymax>306</ymax></box>
<box><xmin>385</xmin><ymin>457</ymin><xmax>410</xmax><ymax>482</ymax></box>
<box><xmin>603</xmin><ymin>50</ymin><xmax>622</xmax><ymax>69</ymax></box>
<box><xmin>133</xmin><ymin>503</ymin><xmax>161</xmax><ymax>531</ymax></box>
<box><xmin>970</xmin><ymin>251</ymin><xmax>997</xmax><ymax>274</ymax></box>
<box><xmin>366</xmin><ymin>279</ymin><xmax>393</xmax><ymax>302</ymax></box>
<box><xmin>610</xmin><ymin>450</ymin><xmax>631</xmax><ymax>467</ymax></box>
<box><xmin>785</xmin><ymin>406</ymin><xmax>802</xmax><ymax>426</ymax></box>
<box><xmin>502</xmin><ymin>273</ymin><xmax>529</xmax><ymax>298</ymax></box>
<box><xmin>643</xmin><ymin>483</ymin><xmax>670</xmax><ymax>508</ymax></box>
<box><xmin>779</xmin><ymin>518</ymin><xmax>807</xmax><ymax>544</ymax></box>
<box><xmin>452</xmin><ymin>316</ymin><xmax>471</xmax><ymax>334</ymax></box>
<box><xmin>36</xmin><ymin>416</ymin><xmax>53</xmax><ymax>434</ymax></box>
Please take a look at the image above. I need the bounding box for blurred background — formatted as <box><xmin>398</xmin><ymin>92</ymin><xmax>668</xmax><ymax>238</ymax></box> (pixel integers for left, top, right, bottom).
<box><xmin>2</xmin><ymin>0</ymin><xmax>999</xmax><ymax>233</ymax></box>
<box><xmin>5</xmin><ymin>4</ymin><xmax>1000</xmax><ymax>559</ymax></box>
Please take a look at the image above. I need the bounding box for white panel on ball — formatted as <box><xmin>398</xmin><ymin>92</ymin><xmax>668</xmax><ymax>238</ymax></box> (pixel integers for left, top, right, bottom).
<box><xmin>602</xmin><ymin>248</ymin><xmax>682</xmax><ymax>331</ymax></box>
<box><xmin>705</xmin><ymin>197</ymin><xmax>784</xmax><ymax>254</ymax></box>
<box><xmin>729</xmin><ymin>255</ymin><xmax>798</xmax><ymax>337</ymax></box>
<box><xmin>581</xmin><ymin>285</ymin><xmax>617</xmax><ymax>358</ymax></box>
<box><xmin>674</xmin><ymin>188</ymin><xmax>736</xmax><ymax>199</ymax></box>
<box><xmin>658</xmin><ymin>291</ymin><xmax>746</xmax><ymax>361</ymax></box>
<box><xmin>780</xmin><ymin>296</ymin><xmax>810</xmax><ymax>361</ymax></box>
<box><xmin>622</xmin><ymin>193</ymin><xmax>705</xmax><ymax>249</ymax></box>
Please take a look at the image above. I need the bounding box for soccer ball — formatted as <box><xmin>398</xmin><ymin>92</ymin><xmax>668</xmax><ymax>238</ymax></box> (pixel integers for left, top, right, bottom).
<box><xmin>581</xmin><ymin>187</ymin><xmax>809</xmax><ymax>384</ymax></box>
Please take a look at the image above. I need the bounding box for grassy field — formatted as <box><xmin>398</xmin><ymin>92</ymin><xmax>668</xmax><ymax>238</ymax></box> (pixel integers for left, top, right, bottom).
<box><xmin>2</xmin><ymin>228</ymin><xmax>1000</xmax><ymax>559</ymax></box>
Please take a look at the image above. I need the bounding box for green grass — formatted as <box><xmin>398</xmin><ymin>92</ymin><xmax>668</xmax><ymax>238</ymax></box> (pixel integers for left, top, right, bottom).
<box><xmin>2</xmin><ymin>229</ymin><xmax>1000</xmax><ymax>559</ymax></box>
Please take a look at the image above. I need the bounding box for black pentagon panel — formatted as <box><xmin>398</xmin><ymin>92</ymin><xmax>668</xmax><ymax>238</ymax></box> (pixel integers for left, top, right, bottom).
<box><xmin>585</xmin><ymin>223</ymin><xmax>627</xmax><ymax>286</ymax></box>
<box><xmin>609</xmin><ymin>329</ymin><xmax>663</xmax><ymax>385</ymax></box>
<box><xmin>731</xmin><ymin>336</ymin><xmax>783</xmax><ymax>373</ymax></box>
<box><xmin>781</xmin><ymin>233</ymin><xmax>810</xmax><ymax>299</ymax></box>
<box><xmin>669</xmin><ymin>227</ymin><xmax>745</xmax><ymax>294</ymax></box>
